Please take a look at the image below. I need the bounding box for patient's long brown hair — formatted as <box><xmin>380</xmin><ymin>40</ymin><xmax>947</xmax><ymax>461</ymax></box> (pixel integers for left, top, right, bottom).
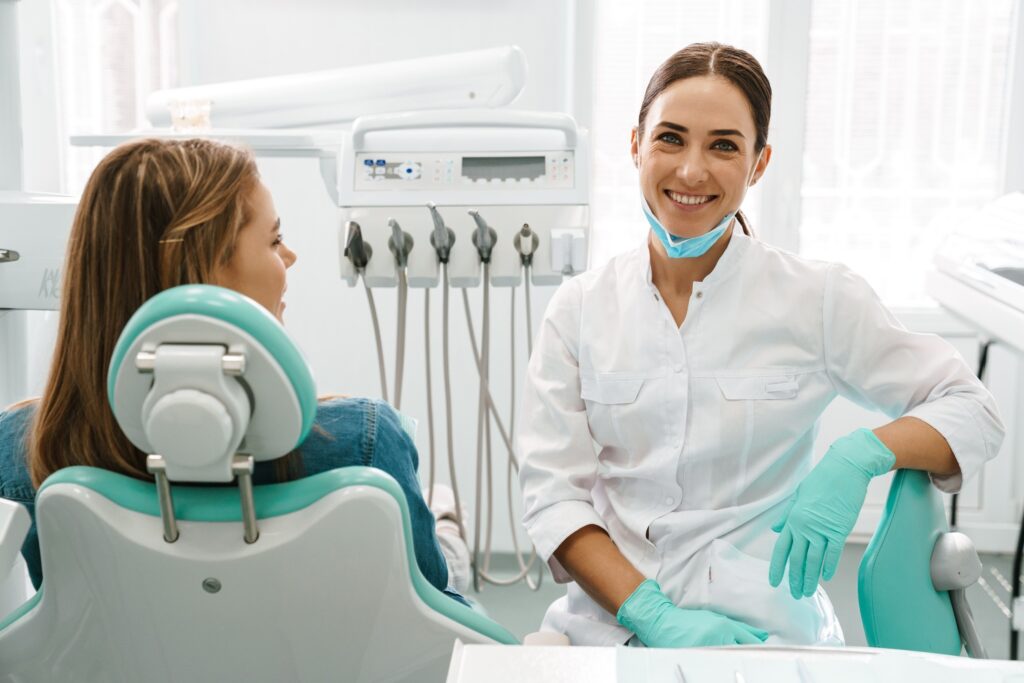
<box><xmin>28</xmin><ymin>138</ymin><xmax>271</xmax><ymax>487</ymax></box>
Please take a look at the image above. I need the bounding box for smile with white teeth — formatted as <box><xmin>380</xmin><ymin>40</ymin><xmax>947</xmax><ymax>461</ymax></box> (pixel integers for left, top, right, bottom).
<box><xmin>667</xmin><ymin>190</ymin><xmax>715</xmax><ymax>206</ymax></box>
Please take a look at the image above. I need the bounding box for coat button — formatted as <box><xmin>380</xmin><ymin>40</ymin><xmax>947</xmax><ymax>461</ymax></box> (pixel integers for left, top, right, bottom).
<box><xmin>665</xmin><ymin>497</ymin><xmax>675</xmax><ymax>506</ymax></box>
<box><xmin>695</xmin><ymin>291</ymin><xmax>703</xmax><ymax>299</ymax></box>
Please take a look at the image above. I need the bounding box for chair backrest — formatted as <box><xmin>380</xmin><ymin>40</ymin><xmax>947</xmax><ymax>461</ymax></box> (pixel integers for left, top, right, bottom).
<box><xmin>858</xmin><ymin>469</ymin><xmax>962</xmax><ymax>655</ymax></box>
<box><xmin>0</xmin><ymin>465</ymin><xmax>516</xmax><ymax>682</ymax></box>
<box><xmin>0</xmin><ymin>285</ymin><xmax>517</xmax><ymax>681</ymax></box>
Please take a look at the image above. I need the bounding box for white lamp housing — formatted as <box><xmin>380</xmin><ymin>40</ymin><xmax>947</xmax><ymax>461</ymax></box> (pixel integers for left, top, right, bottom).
<box><xmin>145</xmin><ymin>45</ymin><xmax>528</xmax><ymax>129</ymax></box>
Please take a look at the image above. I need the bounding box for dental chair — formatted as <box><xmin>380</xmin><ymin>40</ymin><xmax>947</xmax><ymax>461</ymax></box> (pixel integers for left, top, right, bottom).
<box><xmin>0</xmin><ymin>285</ymin><xmax>516</xmax><ymax>683</ymax></box>
<box><xmin>859</xmin><ymin>468</ymin><xmax>987</xmax><ymax>658</ymax></box>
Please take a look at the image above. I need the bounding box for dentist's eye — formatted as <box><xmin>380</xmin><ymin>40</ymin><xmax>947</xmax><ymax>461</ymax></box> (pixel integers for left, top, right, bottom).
<box><xmin>712</xmin><ymin>140</ymin><xmax>738</xmax><ymax>152</ymax></box>
<box><xmin>657</xmin><ymin>132</ymin><xmax>682</xmax><ymax>145</ymax></box>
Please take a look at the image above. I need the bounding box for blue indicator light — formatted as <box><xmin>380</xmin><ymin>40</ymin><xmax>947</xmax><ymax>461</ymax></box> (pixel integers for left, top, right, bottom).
<box><xmin>363</xmin><ymin>159</ymin><xmax>374</xmax><ymax>166</ymax></box>
<box><xmin>375</xmin><ymin>159</ymin><xmax>386</xmax><ymax>166</ymax></box>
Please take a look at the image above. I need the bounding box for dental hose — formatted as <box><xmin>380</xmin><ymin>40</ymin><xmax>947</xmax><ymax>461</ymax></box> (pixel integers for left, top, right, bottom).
<box><xmin>506</xmin><ymin>270</ymin><xmax>543</xmax><ymax>589</ymax></box>
<box><xmin>468</xmin><ymin>270</ymin><xmax>489</xmax><ymax>589</ymax></box>
<box><xmin>442</xmin><ymin>264</ymin><xmax>470</xmax><ymax>544</ymax></box>
<box><xmin>392</xmin><ymin>269</ymin><xmax>408</xmax><ymax>410</ymax></box>
<box><xmin>460</xmin><ymin>276</ymin><xmax>543</xmax><ymax>589</ymax></box>
<box><xmin>424</xmin><ymin>287</ymin><xmax>436</xmax><ymax>507</ymax></box>
<box><xmin>364</xmin><ymin>280</ymin><xmax>389</xmax><ymax>404</ymax></box>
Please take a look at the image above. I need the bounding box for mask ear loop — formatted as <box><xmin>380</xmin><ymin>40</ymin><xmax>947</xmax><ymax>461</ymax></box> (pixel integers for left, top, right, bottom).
<box><xmin>747</xmin><ymin>149</ymin><xmax>765</xmax><ymax>187</ymax></box>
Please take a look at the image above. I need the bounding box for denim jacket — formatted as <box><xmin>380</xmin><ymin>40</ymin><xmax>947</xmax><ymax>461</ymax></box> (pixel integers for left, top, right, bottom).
<box><xmin>0</xmin><ymin>398</ymin><xmax>458</xmax><ymax>602</ymax></box>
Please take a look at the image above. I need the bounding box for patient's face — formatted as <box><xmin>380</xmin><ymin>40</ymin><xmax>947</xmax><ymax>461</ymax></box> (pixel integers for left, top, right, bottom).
<box><xmin>214</xmin><ymin>181</ymin><xmax>296</xmax><ymax>322</ymax></box>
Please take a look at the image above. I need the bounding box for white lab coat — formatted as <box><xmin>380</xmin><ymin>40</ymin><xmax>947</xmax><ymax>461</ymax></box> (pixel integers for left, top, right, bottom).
<box><xmin>517</xmin><ymin>229</ymin><xmax>1004</xmax><ymax>647</ymax></box>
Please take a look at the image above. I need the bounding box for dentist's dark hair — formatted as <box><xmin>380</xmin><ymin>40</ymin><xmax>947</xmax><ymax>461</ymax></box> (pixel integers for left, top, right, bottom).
<box><xmin>637</xmin><ymin>42</ymin><xmax>772</xmax><ymax>237</ymax></box>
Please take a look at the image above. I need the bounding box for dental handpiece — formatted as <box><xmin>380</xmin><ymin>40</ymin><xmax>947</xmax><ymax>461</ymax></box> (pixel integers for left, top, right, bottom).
<box><xmin>344</xmin><ymin>221</ymin><xmax>372</xmax><ymax>270</ymax></box>
<box><xmin>468</xmin><ymin>210</ymin><xmax>498</xmax><ymax>264</ymax></box>
<box><xmin>387</xmin><ymin>217</ymin><xmax>413</xmax><ymax>267</ymax></box>
<box><xmin>427</xmin><ymin>202</ymin><xmax>455</xmax><ymax>264</ymax></box>
<box><xmin>513</xmin><ymin>223</ymin><xmax>539</xmax><ymax>266</ymax></box>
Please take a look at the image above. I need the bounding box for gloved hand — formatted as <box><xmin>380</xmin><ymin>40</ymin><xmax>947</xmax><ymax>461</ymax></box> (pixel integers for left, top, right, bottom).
<box><xmin>769</xmin><ymin>428</ymin><xmax>896</xmax><ymax>599</ymax></box>
<box><xmin>617</xmin><ymin>579</ymin><xmax>769</xmax><ymax>647</ymax></box>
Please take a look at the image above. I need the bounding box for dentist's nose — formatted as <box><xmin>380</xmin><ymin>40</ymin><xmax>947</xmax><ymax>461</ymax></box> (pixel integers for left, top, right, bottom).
<box><xmin>676</xmin><ymin>147</ymin><xmax>709</xmax><ymax>186</ymax></box>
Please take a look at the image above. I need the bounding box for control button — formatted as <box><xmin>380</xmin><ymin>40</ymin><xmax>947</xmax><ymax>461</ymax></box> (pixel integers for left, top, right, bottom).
<box><xmin>462</xmin><ymin>177</ymin><xmax>473</xmax><ymax>184</ymax></box>
<box><xmin>363</xmin><ymin>159</ymin><xmax>374</xmax><ymax>167</ymax></box>
<box><xmin>373</xmin><ymin>167</ymin><xmax>385</xmax><ymax>175</ymax></box>
<box><xmin>562</xmin><ymin>157</ymin><xmax>569</xmax><ymax>163</ymax></box>
<box><xmin>396</xmin><ymin>162</ymin><xmax>421</xmax><ymax>180</ymax></box>
<box><xmin>375</xmin><ymin>159</ymin><xmax>386</xmax><ymax>166</ymax></box>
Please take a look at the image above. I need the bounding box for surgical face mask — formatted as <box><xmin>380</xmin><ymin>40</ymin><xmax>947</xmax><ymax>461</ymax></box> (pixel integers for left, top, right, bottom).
<box><xmin>642</xmin><ymin>194</ymin><xmax>735</xmax><ymax>259</ymax></box>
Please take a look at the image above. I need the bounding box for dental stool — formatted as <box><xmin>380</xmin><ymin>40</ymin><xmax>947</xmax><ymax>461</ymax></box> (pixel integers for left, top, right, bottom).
<box><xmin>859</xmin><ymin>468</ymin><xmax>987</xmax><ymax>657</ymax></box>
<box><xmin>0</xmin><ymin>285</ymin><xmax>516</xmax><ymax>683</ymax></box>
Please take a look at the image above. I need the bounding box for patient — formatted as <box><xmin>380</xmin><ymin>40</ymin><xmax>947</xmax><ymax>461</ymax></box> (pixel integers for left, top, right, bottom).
<box><xmin>0</xmin><ymin>138</ymin><xmax>468</xmax><ymax>601</ymax></box>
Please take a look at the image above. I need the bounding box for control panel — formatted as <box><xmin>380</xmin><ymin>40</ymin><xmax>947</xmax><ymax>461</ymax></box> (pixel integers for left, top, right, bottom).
<box><xmin>353</xmin><ymin>152</ymin><xmax>574</xmax><ymax>191</ymax></box>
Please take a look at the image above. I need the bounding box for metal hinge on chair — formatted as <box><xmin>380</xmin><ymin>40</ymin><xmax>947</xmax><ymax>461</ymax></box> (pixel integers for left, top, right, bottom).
<box><xmin>147</xmin><ymin>454</ymin><xmax>260</xmax><ymax>544</ymax></box>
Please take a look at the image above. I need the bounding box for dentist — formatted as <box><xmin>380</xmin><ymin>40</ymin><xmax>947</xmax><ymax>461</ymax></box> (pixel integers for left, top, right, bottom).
<box><xmin>516</xmin><ymin>42</ymin><xmax>1004</xmax><ymax>647</ymax></box>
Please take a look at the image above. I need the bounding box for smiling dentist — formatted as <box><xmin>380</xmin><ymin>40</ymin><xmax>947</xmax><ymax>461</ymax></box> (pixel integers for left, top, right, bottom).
<box><xmin>516</xmin><ymin>42</ymin><xmax>1004</xmax><ymax>648</ymax></box>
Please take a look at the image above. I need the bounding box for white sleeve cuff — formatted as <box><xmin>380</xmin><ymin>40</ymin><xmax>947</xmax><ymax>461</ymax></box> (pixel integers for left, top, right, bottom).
<box><xmin>904</xmin><ymin>402</ymin><xmax>987</xmax><ymax>494</ymax></box>
<box><xmin>525</xmin><ymin>499</ymin><xmax>608</xmax><ymax>584</ymax></box>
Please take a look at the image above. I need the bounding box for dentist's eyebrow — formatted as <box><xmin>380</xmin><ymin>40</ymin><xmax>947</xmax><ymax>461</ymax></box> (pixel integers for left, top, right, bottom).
<box><xmin>655</xmin><ymin>121</ymin><xmax>745</xmax><ymax>138</ymax></box>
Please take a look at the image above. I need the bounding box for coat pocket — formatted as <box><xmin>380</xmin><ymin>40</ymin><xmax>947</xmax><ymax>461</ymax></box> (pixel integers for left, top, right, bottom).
<box><xmin>579</xmin><ymin>371</ymin><xmax>663</xmax><ymax>453</ymax></box>
<box><xmin>701</xmin><ymin>539</ymin><xmax>845</xmax><ymax>646</ymax></box>
<box><xmin>580</xmin><ymin>374</ymin><xmax>645</xmax><ymax>405</ymax></box>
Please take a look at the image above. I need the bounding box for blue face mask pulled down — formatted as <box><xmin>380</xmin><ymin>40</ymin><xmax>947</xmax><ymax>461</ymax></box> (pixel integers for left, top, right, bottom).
<box><xmin>642</xmin><ymin>195</ymin><xmax>735</xmax><ymax>259</ymax></box>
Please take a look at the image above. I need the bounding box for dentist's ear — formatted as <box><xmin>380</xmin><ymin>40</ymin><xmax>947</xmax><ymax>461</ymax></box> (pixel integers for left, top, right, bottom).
<box><xmin>748</xmin><ymin>144</ymin><xmax>772</xmax><ymax>186</ymax></box>
<box><xmin>630</xmin><ymin>127</ymin><xmax>640</xmax><ymax>168</ymax></box>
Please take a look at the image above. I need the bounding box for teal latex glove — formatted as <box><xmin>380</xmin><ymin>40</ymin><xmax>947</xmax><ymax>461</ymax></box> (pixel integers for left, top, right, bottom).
<box><xmin>617</xmin><ymin>579</ymin><xmax>769</xmax><ymax>647</ymax></box>
<box><xmin>769</xmin><ymin>428</ymin><xmax>896</xmax><ymax>599</ymax></box>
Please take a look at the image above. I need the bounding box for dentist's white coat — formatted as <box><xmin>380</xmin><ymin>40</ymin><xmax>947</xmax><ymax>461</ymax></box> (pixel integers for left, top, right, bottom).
<box><xmin>517</xmin><ymin>229</ymin><xmax>1004</xmax><ymax>646</ymax></box>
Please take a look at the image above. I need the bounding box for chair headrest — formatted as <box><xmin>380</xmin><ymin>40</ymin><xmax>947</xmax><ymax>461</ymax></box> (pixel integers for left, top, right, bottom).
<box><xmin>107</xmin><ymin>285</ymin><xmax>316</xmax><ymax>482</ymax></box>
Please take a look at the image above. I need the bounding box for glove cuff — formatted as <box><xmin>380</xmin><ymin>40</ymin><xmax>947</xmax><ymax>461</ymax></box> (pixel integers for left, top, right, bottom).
<box><xmin>836</xmin><ymin>428</ymin><xmax>897</xmax><ymax>478</ymax></box>
<box><xmin>616</xmin><ymin>579</ymin><xmax>672</xmax><ymax>639</ymax></box>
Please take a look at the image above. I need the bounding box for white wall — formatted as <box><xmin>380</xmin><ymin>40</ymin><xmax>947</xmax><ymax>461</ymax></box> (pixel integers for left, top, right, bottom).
<box><xmin>1</xmin><ymin>0</ymin><xmax>66</xmax><ymax>409</ymax></box>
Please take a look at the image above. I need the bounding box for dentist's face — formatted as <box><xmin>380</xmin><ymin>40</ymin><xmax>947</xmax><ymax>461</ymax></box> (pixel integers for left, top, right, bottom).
<box><xmin>214</xmin><ymin>181</ymin><xmax>296</xmax><ymax>322</ymax></box>
<box><xmin>631</xmin><ymin>75</ymin><xmax>771</xmax><ymax>238</ymax></box>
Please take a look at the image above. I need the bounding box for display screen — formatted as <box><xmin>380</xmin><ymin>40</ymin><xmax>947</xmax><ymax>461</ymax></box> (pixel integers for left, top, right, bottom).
<box><xmin>462</xmin><ymin>156</ymin><xmax>546</xmax><ymax>180</ymax></box>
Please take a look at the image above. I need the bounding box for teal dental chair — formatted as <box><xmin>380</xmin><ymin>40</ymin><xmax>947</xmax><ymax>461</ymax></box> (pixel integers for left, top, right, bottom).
<box><xmin>859</xmin><ymin>468</ymin><xmax>987</xmax><ymax>658</ymax></box>
<box><xmin>0</xmin><ymin>285</ymin><xmax>516</xmax><ymax>683</ymax></box>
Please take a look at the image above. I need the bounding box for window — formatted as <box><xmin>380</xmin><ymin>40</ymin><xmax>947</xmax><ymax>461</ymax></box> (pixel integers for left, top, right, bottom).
<box><xmin>53</xmin><ymin>0</ymin><xmax>179</xmax><ymax>192</ymax></box>
<box><xmin>800</xmin><ymin>0</ymin><xmax>1016</xmax><ymax>306</ymax></box>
